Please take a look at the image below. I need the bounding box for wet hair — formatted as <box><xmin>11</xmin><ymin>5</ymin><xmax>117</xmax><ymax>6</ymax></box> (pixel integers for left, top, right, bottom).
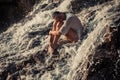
<box><xmin>52</xmin><ymin>11</ymin><xmax>61</xmax><ymax>18</ymax></box>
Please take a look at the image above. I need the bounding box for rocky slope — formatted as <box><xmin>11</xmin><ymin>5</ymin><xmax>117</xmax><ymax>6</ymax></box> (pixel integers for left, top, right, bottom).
<box><xmin>0</xmin><ymin>0</ymin><xmax>38</xmax><ymax>32</ymax></box>
<box><xmin>0</xmin><ymin>0</ymin><xmax>120</xmax><ymax>80</ymax></box>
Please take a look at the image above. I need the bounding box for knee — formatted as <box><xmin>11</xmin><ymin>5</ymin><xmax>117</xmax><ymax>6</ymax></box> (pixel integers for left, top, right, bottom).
<box><xmin>49</xmin><ymin>42</ymin><xmax>52</xmax><ymax>46</ymax></box>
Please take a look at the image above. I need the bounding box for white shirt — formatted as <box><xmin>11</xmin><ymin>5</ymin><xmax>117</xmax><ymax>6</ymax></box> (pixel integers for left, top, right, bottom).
<box><xmin>59</xmin><ymin>13</ymin><xmax>83</xmax><ymax>40</ymax></box>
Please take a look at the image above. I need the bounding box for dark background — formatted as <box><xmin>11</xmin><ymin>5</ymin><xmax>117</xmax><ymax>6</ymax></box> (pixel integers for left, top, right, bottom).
<box><xmin>0</xmin><ymin>0</ymin><xmax>37</xmax><ymax>32</ymax></box>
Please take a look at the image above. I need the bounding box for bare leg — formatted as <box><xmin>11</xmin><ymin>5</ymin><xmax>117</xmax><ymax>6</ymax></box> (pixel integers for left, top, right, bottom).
<box><xmin>49</xmin><ymin>34</ymin><xmax>54</xmax><ymax>48</ymax></box>
<box><xmin>65</xmin><ymin>28</ymin><xmax>79</xmax><ymax>43</ymax></box>
<box><xmin>49</xmin><ymin>22</ymin><xmax>64</xmax><ymax>54</ymax></box>
<box><xmin>49</xmin><ymin>35</ymin><xmax>60</xmax><ymax>54</ymax></box>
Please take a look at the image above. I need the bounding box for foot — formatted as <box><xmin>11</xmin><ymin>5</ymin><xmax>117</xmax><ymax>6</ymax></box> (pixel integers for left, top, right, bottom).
<box><xmin>48</xmin><ymin>47</ymin><xmax>54</xmax><ymax>55</ymax></box>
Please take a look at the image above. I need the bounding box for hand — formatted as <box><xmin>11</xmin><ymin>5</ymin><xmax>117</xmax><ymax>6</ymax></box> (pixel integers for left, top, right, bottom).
<box><xmin>49</xmin><ymin>31</ymin><xmax>59</xmax><ymax>35</ymax></box>
<box><xmin>53</xmin><ymin>31</ymin><xmax>60</xmax><ymax>35</ymax></box>
<box><xmin>49</xmin><ymin>30</ymin><xmax>53</xmax><ymax>35</ymax></box>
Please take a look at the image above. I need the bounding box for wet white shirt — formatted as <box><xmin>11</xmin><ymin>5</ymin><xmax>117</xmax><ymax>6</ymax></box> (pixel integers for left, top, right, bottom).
<box><xmin>59</xmin><ymin>13</ymin><xmax>83</xmax><ymax>40</ymax></box>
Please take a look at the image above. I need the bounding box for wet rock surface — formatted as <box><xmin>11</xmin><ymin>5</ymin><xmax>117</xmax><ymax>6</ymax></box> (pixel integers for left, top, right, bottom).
<box><xmin>0</xmin><ymin>0</ymin><xmax>120</xmax><ymax>80</ymax></box>
<box><xmin>0</xmin><ymin>0</ymin><xmax>38</xmax><ymax>32</ymax></box>
<box><xmin>70</xmin><ymin>0</ymin><xmax>112</xmax><ymax>13</ymax></box>
<box><xmin>83</xmin><ymin>10</ymin><xmax>120</xmax><ymax>80</ymax></box>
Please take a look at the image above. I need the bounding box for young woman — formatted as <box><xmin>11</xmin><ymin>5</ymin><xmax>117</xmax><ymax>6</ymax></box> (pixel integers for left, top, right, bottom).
<box><xmin>48</xmin><ymin>11</ymin><xmax>83</xmax><ymax>54</ymax></box>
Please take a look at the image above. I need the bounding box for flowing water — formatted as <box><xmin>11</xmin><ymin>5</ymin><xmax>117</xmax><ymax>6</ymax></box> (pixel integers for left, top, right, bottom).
<box><xmin>0</xmin><ymin>0</ymin><xmax>120</xmax><ymax>80</ymax></box>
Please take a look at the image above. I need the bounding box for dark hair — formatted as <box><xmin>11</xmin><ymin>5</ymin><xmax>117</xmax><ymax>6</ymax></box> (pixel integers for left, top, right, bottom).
<box><xmin>52</xmin><ymin>11</ymin><xmax>61</xmax><ymax>18</ymax></box>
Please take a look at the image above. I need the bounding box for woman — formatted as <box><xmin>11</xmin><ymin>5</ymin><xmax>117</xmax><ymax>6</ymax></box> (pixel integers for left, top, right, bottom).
<box><xmin>48</xmin><ymin>11</ymin><xmax>83</xmax><ymax>54</ymax></box>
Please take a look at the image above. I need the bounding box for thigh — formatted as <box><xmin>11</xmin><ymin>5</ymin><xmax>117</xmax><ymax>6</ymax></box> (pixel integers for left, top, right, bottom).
<box><xmin>49</xmin><ymin>34</ymin><xmax>54</xmax><ymax>43</ymax></box>
<box><xmin>57</xmin><ymin>21</ymin><xmax>64</xmax><ymax>30</ymax></box>
<box><xmin>65</xmin><ymin>28</ymin><xmax>78</xmax><ymax>42</ymax></box>
<box><xmin>49</xmin><ymin>34</ymin><xmax>61</xmax><ymax>49</ymax></box>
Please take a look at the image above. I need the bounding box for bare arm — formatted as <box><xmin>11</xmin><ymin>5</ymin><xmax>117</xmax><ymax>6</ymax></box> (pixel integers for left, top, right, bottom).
<box><xmin>49</xmin><ymin>21</ymin><xmax>64</xmax><ymax>36</ymax></box>
<box><xmin>49</xmin><ymin>20</ymin><xmax>58</xmax><ymax>35</ymax></box>
<box><xmin>52</xmin><ymin>20</ymin><xmax>58</xmax><ymax>31</ymax></box>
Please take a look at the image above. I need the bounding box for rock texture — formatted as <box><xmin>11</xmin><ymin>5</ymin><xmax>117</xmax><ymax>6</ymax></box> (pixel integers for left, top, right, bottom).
<box><xmin>84</xmin><ymin>15</ymin><xmax>120</xmax><ymax>80</ymax></box>
<box><xmin>70</xmin><ymin>0</ymin><xmax>112</xmax><ymax>13</ymax></box>
<box><xmin>0</xmin><ymin>0</ymin><xmax>120</xmax><ymax>80</ymax></box>
<box><xmin>0</xmin><ymin>0</ymin><xmax>37</xmax><ymax>32</ymax></box>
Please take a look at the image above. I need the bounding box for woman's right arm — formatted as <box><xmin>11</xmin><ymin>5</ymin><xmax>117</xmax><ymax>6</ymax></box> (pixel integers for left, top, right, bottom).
<box><xmin>49</xmin><ymin>20</ymin><xmax>58</xmax><ymax>35</ymax></box>
<box><xmin>52</xmin><ymin>20</ymin><xmax>58</xmax><ymax>31</ymax></box>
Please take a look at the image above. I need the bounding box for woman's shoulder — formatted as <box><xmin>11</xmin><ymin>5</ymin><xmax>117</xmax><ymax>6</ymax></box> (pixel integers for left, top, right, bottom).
<box><xmin>66</xmin><ymin>12</ymin><xmax>74</xmax><ymax>20</ymax></box>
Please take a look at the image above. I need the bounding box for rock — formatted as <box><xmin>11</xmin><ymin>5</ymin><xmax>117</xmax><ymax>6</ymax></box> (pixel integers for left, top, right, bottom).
<box><xmin>0</xmin><ymin>0</ymin><xmax>38</xmax><ymax>32</ymax></box>
<box><xmin>83</xmin><ymin>14</ymin><xmax>120</xmax><ymax>80</ymax></box>
<box><xmin>0</xmin><ymin>0</ymin><xmax>120</xmax><ymax>80</ymax></box>
<box><xmin>70</xmin><ymin>0</ymin><xmax>112</xmax><ymax>13</ymax></box>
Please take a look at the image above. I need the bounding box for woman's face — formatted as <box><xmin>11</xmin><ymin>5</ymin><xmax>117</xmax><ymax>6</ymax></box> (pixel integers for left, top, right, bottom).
<box><xmin>53</xmin><ymin>16</ymin><xmax>60</xmax><ymax>21</ymax></box>
<box><xmin>53</xmin><ymin>14</ymin><xmax>64</xmax><ymax>22</ymax></box>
